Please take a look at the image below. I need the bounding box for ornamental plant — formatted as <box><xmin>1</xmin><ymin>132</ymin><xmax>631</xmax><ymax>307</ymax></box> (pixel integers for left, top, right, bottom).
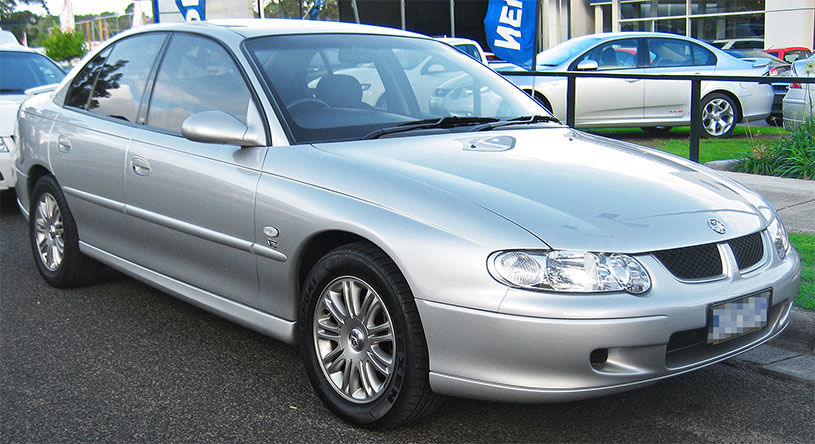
<box><xmin>40</xmin><ymin>28</ymin><xmax>86</xmax><ymax>61</ymax></box>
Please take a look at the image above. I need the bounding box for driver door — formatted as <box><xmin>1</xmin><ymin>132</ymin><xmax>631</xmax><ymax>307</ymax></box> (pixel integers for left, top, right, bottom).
<box><xmin>572</xmin><ymin>38</ymin><xmax>644</xmax><ymax>124</ymax></box>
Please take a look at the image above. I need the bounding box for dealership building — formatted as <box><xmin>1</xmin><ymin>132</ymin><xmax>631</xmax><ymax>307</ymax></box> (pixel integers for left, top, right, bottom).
<box><xmin>333</xmin><ymin>0</ymin><xmax>814</xmax><ymax>52</ymax></box>
<box><xmin>165</xmin><ymin>1</ymin><xmax>814</xmax><ymax>52</ymax></box>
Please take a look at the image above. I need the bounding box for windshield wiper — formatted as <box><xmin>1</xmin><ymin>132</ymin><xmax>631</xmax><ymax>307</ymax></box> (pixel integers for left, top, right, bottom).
<box><xmin>363</xmin><ymin>116</ymin><xmax>500</xmax><ymax>139</ymax></box>
<box><xmin>473</xmin><ymin>114</ymin><xmax>561</xmax><ymax>131</ymax></box>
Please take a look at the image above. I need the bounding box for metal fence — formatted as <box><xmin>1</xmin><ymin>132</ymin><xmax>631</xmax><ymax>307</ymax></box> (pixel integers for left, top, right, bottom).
<box><xmin>497</xmin><ymin>70</ymin><xmax>815</xmax><ymax>163</ymax></box>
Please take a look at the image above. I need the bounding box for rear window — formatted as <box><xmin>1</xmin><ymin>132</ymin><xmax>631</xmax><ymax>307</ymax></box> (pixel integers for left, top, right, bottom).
<box><xmin>0</xmin><ymin>51</ymin><xmax>65</xmax><ymax>94</ymax></box>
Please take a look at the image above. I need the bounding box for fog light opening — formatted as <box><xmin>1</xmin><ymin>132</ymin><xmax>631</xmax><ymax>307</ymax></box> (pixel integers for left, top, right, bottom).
<box><xmin>590</xmin><ymin>348</ymin><xmax>608</xmax><ymax>369</ymax></box>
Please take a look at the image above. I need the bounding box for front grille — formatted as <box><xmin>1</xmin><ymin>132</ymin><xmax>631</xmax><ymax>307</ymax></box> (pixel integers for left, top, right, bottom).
<box><xmin>653</xmin><ymin>231</ymin><xmax>766</xmax><ymax>280</ymax></box>
<box><xmin>653</xmin><ymin>243</ymin><xmax>722</xmax><ymax>280</ymax></box>
<box><xmin>728</xmin><ymin>231</ymin><xmax>764</xmax><ymax>270</ymax></box>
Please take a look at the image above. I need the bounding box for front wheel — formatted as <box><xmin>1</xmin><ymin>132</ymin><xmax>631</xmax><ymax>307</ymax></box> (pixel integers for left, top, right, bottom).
<box><xmin>701</xmin><ymin>93</ymin><xmax>738</xmax><ymax>138</ymax></box>
<box><xmin>297</xmin><ymin>242</ymin><xmax>439</xmax><ymax>428</ymax></box>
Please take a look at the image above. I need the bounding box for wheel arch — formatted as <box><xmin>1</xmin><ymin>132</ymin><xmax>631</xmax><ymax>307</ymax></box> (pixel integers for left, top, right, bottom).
<box><xmin>26</xmin><ymin>164</ymin><xmax>54</xmax><ymax>205</ymax></box>
<box><xmin>524</xmin><ymin>89</ymin><xmax>553</xmax><ymax>112</ymax></box>
<box><xmin>703</xmin><ymin>89</ymin><xmax>743</xmax><ymax>123</ymax></box>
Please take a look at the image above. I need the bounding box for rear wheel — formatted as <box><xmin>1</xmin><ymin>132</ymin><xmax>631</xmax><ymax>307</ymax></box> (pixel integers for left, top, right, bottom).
<box><xmin>298</xmin><ymin>242</ymin><xmax>439</xmax><ymax>428</ymax></box>
<box><xmin>701</xmin><ymin>93</ymin><xmax>737</xmax><ymax>138</ymax></box>
<box><xmin>29</xmin><ymin>175</ymin><xmax>101</xmax><ymax>287</ymax></box>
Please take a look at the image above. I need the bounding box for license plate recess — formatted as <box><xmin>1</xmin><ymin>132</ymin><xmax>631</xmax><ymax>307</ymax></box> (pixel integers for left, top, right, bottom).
<box><xmin>708</xmin><ymin>291</ymin><xmax>770</xmax><ymax>345</ymax></box>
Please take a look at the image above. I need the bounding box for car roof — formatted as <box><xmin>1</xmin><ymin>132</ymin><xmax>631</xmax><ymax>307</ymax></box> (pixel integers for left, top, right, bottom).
<box><xmin>132</xmin><ymin>18</ymin><xmax>429</xmax><ymax>40</ymax></box>
<box><xmin>435</xmin><ymin>37</ymin><xmax>479</xmax><ymax>46</ymax></box>
<box><xmin>0</xmin><ymin>43</ymin><xmax>38</xmax><ymax>53</ymax></box>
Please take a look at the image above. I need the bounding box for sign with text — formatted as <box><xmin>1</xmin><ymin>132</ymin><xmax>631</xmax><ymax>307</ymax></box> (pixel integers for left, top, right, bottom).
<box><xmin>152</xmin><ymin>0</ymin><xmax>206</xmax><ymax>23</ymax></box>
<box><xmin>483</xmin><ymin>0</ymin><xmax>537</xmax><ymax>69</ymax></box>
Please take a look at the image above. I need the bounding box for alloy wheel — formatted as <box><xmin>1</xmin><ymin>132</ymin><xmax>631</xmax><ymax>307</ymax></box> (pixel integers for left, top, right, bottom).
<box><xmin>312</xmin><ymin>276</ymin><xmax>396</xmax><ymax>403</ymax></box>
<box><xmin>701</xmin><ymin>97</ymin><xmax>735</xmax><ymax>137</ymax></box>
<box><xmin>33</xmin><ymin>193</ymin><xmax>64</xmax><ymax>272</ymax></box>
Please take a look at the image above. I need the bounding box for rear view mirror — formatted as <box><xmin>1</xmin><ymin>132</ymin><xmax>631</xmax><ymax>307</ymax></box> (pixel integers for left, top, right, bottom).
<box><xmin>181</xmin><ymin>110</ymin><xmax>265</xmax><ymax>147</ymax></box>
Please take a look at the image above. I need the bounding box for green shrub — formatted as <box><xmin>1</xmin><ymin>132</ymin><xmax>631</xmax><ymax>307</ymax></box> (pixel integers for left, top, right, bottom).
<box><xmin>41</xmin><ymin>28</ymin><xmax>86</xmax><ymax>61</ymax></box>
<box><xmin>738</xmin><ymin>119</ymin><xmax>815</xmax><ymax>180</ymax></box>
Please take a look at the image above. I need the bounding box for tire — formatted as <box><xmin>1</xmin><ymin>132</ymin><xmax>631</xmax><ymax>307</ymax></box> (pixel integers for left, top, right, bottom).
<box><xmin>29</xmin><ymin>175</ymin><xmax>101</xmax><ymax>287</ymax></box>
<box><xmin>641</xmin><ymin>126</ymin><xmax>673</xmax><ymax>137</ymax></box>
<box><xmin>297</xmin><ymin>242</ymin><xmax>439</xmax><ymax>428</ymax></box>
<box><xmin>700</xmin><ymin>93</ymin><xmax>738</xmax><ymax>138</ymax></box>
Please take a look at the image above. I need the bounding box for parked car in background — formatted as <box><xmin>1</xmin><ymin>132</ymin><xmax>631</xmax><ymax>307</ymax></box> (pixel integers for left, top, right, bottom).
<box><xmin>782</xmin><ymin>54</ymin><xmax>815</xmax><ymax>130</ymax></box>
<box><xmin>765</xmin><ymin>47</ymin><xmax>812</xmax><ymax>64</ymax></box>
<box><xmin>435</xmin><ymin>36</ymin><xmax>488</xmax><ymax>64</ymax></box>
<box><xmin>710</xmin><ymin>38</ymin><xmax>764</xmax><ymax>50</ymax></box>
<box><xmin>504</xmin><ymin>32</ymin><xmax>774</xmax><ymax>138</ymax></box>
<box><xmin>0</xmin><ymin>44</ymin><xmax>65</xmax><ymax>190</ymax></box>
<box><xmin>725</xmin><ymin>49</ymin><xmax>790</xmax><ymax>124</ymax></box>
<box><xmin>15</xmin><ymin>19</ymin><xmax>800</xmax><ymax>428</ymax></box>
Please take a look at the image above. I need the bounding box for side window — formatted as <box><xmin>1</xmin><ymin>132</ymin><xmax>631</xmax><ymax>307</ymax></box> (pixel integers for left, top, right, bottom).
<box><xmin>691</xmin><ymin>44</ymin><xmax>716</xmax><ymax>66</ymax></box>
<box><xmin>576</xmin><ymin>38</ymin><xmax>639</xmax><ymax>70</ymax></box>
<box><xmin>146</xmin><ymin>34</ymin><xmax>252</xmax><ymax>133</ymax></box>
<box><xmin>86</xmin><ymin>33</ymin><xmax>166</xmax><ymax>122</ymax></box>
<box><xmin>64</xmin><ymin>47</ymin><xmax>111</xmax><ymax>109</ymax></box>
<box><xmin>648</xmin><ymin>39</ymin><xmax>693</xmax><ymax>67</ymax></box>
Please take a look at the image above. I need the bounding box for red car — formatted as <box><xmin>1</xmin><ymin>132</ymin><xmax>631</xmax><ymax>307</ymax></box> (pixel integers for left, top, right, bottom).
<box><xmin>764</xmin><ymin>47</ymin><xmax>812</xmax><ymax>63</ymax></box>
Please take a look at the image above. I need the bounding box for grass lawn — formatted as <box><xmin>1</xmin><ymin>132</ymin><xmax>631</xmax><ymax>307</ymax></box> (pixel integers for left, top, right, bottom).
<box><xmin>790</xmin><ymin>233</ymin><xmax>815</xmax><ymax>310</ymax></box>
<box><xmin>586</xmin><ymin>125</ymin><xmax>789</xmax><ymax>164</ymax></box>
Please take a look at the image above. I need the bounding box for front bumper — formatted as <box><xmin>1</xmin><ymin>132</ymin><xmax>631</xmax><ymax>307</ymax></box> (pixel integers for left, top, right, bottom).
<box><xmin>0</xmin><ymin>149</ymin><xmax>14</xmax><ymax>191</ymax></box>
<box><xmin>417</xmin><ymin>245</ymin><xmax>801</xmax><ymax>403</ymax></box>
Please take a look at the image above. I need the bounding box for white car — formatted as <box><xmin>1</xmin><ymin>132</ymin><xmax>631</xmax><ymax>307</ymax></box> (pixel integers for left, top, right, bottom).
<box><xmin>435</xmin><ymin>37</ymin><xmax>488</xmax><ymax>64</ymax></box>
<box><xmin>782</xmin><ymin>54</ymin><xmax>815</xmax><ymax>130</ymax></box>
<box><xmin>504</xmin><ymin>32</ymin><xmax>774</xmax><ymax>138</ymax></box>
<box><xmin>0</xmin><ymin>43</ymin><xmax>65</xmax><ymax>190</ymax></box>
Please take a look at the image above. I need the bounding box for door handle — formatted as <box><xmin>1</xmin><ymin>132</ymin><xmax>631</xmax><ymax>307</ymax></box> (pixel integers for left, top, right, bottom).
<box><xmin>57</xmin><ymin>135</ymin><xmax>71</xmax><ymax>153</ymax></box>
<box><xmin>130</xmin><ymin>156</ymin><xmax>151</xmax><ymax>176</ymax></box>
<box><xmin>625</xmin><ymin>79</ymin><xmax>641</xmax><ymax>83</ymax></box>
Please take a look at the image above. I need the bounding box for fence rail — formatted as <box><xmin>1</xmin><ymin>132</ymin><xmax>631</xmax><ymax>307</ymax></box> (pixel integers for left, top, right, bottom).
<box><xmin>497</xmin><ymin>70</ymin><xmax>815</xmax><ymax>162</ymax></box>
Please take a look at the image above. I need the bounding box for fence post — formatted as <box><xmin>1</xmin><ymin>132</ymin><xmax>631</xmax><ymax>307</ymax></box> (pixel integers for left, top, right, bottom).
<box><xmin>689</xmin><ymin>78</ymin><xmax>702</xmax><ymax>162</ymax></box>
<box><xmin>566</xmin><ymin>73</ymin><xmax>576</xmax><ymax>128</ymax></box>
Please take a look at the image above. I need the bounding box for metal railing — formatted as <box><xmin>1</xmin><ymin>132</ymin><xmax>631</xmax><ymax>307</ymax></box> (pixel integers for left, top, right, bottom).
<box><xmin>497</xmin><ymin>70</ymin><xmax>815</xmax><ymax>162</ymax></box>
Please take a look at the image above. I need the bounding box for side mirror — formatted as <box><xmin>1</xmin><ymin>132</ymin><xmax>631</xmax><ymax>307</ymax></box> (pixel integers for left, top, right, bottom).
<box><xmin>181</xmin><ymin>110</ymin><xmax>265</xmax><ymax>147</ymax></box>
<box><xmin>576</xmin><ymin>60</ymin><xmax>599</xmax><ymax>71</ymax></box>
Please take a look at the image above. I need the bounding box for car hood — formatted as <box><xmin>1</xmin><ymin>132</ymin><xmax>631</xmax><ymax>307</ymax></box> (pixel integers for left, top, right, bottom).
<box><xmin>312</xmin><ymin>128</ymin><xmax>768</xmax><ymax>253</ymax></box>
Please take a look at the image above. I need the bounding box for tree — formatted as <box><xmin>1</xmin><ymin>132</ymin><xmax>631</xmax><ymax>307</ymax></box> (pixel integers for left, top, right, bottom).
<box><xmin>40</xmin><ymin>28</ymin><xmax>86</xmax><ymax>61</ymax></box>
<box><xmin>0</xmin><ymin>0</ymin><xmax>50</xmax><ymax>17</ymax></box>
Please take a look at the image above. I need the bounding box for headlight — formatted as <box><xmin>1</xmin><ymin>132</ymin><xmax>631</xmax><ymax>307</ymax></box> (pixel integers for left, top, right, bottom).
<box><xmin>766</xmin><ymin>216</ymin><xmax>790</xmax><ymax>259</ymax></box>
<box><xmin>488</xmin><ymin>250</ymin><xmax>651</xmax><ymax>294</ymax></box>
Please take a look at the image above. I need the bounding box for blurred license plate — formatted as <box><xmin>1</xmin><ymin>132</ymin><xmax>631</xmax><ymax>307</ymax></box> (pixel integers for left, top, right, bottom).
<box><xmin>708</xmin><ymin>292</ymin><xmax>770</xmax><ymax>344</ymax></box>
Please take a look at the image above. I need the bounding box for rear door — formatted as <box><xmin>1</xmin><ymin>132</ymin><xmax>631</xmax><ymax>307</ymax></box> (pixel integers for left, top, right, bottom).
<box><xmin>642</xmin><ymin>38</ymin><xmax>717</xmax><ymax>121</ymax></box>
<box><xmin>50</xmin><ymin>33</ymin><xmax>167</xmax><ymax>258</ymax></box>
<box><xmin>124</xmin><ymin>33</ymin><xmax>266</xmax><ymax>307</ymax></box>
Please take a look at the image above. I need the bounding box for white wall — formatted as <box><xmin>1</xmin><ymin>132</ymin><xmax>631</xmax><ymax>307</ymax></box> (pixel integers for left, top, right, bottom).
<box><xmin>207</xmin><ymin>0</ymin><xmax>253</xmax><ymax>19</ymax></box>
<box><xmin>763</xmin><ymin>0</ymin><xmax>814</xmax><ymax>49</ymax></box>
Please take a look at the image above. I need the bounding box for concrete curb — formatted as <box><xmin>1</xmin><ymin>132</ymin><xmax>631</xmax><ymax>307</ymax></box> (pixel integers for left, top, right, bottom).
<box><xmin>778</xmin><ymin>306</ymin><xmax>815</xmax><ymax>354</ymax></box>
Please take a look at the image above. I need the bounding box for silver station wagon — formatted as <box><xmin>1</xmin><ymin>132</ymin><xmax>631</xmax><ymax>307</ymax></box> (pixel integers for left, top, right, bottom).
<box><xmin>14</xmin><ymin>20</ymin><xmax>801</xmax><ymax>427</ymax></box>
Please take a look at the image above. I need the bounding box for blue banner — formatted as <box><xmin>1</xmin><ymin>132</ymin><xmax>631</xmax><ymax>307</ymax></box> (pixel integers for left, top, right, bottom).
<box><xmin>483</xmin><ymin>0</ymin><xmax>537</xmax><ymax>69</ymax></box>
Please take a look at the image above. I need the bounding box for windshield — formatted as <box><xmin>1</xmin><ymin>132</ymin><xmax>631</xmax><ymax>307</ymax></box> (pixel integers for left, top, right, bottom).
<box><xmin>535</xmin><ymin>35</ymin><xmax>605</xmax><ymax>67</ymax></box>
<box><xmin>0</xmin><ymin>51</ymin><xmax>65</xmax><ymax>94</ymax></box>
<box><xmin>245</xmin><ymin>34</ymin><xmax>545</xmax><ymax>143</ymax></box>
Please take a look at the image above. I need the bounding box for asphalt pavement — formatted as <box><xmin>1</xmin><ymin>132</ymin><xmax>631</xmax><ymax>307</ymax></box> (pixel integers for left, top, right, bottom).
<box><xmin>2</xmin><ymin>171</ymin><xmax>814</xmax><ymax>442</ymax></box>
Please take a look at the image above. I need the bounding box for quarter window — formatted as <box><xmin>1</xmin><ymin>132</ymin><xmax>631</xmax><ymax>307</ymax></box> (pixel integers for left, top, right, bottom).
<box><xmin>691</xmin><ymin>43</ymin><xmax>716</xmax><ymax>66</ymax></box>
<box><xmin>86</xmin><ymin>33</ymin><xmax>166</xmax><ymax>122</ymax></box>
<box><xmin>146</xmin><ymin>34</ymin><xmax>252</xmax><ymax>133</ymax></box>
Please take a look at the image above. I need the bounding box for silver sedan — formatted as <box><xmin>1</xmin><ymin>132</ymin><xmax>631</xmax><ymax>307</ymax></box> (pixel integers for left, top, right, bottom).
<box><xmin>782</xmin><ymin>54</ymin><xmax>815</xmax><ymax>129</ymax></box>
<box><xmin>14</xmin><ymin>20</ymin><xmax>800</xmax><ymax>427</ymax></box>
<box><xmin>504</xmin><ymin>32</ymin><xmax>774</xmax><ymax>138</ymax></box>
